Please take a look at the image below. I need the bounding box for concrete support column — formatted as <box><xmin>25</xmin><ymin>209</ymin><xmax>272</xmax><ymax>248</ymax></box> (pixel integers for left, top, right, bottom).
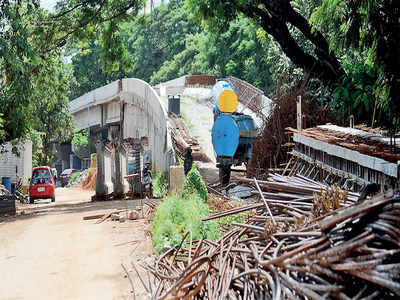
<box><xmin>95</xmin><ymin>140</ymin><xmax>113</xmax><ymax>197</ymax></box>
<box><xmin>114</xmin><ymin>144</ymin><xmax>129</xmax><ymax>196</ymax></box>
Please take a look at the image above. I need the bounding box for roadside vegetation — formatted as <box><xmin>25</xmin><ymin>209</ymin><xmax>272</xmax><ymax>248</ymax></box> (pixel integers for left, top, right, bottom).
<box><xmin>152</xmin><ymin>164</ymin><xmax>218</xmax><ymax>253</ymax></box>
<box><xmin>152</xmin><ymin>171</ymin><xmax>169</xmax><ymax>198</ymax></box>
<box><xmin>68</xmin><ymin>171</ymin><xmax>81</xmax><ymax>185</ymax></box>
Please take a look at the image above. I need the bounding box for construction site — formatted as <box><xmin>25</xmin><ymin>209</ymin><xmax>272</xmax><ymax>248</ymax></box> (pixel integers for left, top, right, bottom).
<box><xmin>0</xmin><ymin>75</ymin><xmax>399</xmax><ymax>300</ymax></box>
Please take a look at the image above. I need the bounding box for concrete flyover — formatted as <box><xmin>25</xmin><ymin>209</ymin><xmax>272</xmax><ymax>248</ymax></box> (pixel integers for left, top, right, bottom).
<box><xmin>70</xmin><ymin>78</ymin><xmax>175</xmax><ymax>199</ymax></box>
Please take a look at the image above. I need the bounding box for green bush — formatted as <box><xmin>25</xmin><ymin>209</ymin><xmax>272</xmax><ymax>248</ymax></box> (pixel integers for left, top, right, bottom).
<box><xmin>152</xmin><ymin>171</ymin><xmax>168</xmax><ymax>198</ymax></box>
<box><xmin>68</xmin><ymin>171</ymin><xmax>81</xmax><ymax>185</ymax></box>
<box><xmin>152</xmin><ymin>193</ymin><xmax>220</xmax><ymax>253</ymax></box>
<box><xmin>182</xmin><ymin>163</ymin><xmax>208</xmax><ymax>202</ymax></box>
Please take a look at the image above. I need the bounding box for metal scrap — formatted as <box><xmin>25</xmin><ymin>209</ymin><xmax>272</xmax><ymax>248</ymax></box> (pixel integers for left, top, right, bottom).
<box><xmin>130</xmin><ymin>173</ymin><xmax>400</xmax><ymax>299</ymax></box>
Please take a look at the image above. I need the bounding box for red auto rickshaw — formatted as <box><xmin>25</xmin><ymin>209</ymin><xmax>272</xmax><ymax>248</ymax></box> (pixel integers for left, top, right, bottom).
<box><xmin>29</xmin><ymin>166</ymin><xmax>55</xmax><ymax>204</ymax></box>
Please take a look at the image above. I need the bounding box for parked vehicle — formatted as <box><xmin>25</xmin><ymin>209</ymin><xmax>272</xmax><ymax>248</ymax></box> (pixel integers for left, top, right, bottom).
<box><xmin>59</xmin><ymin>168</ymin><xmax>77</xmax><ymax>187</ymax></box>
<box><xmin>211</xmin><ymin>79</ymin><xmax>258</xmax><ymax>185</ymax></box>
<box><xmin>29</xmin><ymin>166</ymin><xmax>55</xmax><ymax>203</ymax></box>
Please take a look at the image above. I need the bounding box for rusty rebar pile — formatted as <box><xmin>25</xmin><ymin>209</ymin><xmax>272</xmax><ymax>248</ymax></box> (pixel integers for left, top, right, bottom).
<box><xmin>131</xmin><ymin>174</ymin><xmax>399</xmax><ymax>299</ymax></box>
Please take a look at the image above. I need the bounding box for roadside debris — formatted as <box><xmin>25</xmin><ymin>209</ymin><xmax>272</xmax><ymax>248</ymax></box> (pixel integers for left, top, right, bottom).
<box><xmin>0</xmin><ymin>184</ymin><xmax>10</xmax><ymax>195</ymax></box>
<box><xmin>82</xmin><ymin>199</ymin><xmax>160</xmax><ymax>224</ymax></box>
<box><xmin>227</xmin><ymin>185</ymin><xmax>253</xmax><ymax>199</ymax></box>
<box><xmin>169</xmin><ymin>113</ymin><xmax>212</xmax><ymax>163</ymax></box>
<box><xmin>130</xmin><ymin>173</ymin><xmax>399</xmax><ymax>299</ymax></box>
<box><xmin>82</xmin><ymin>168</ymin><xmax>97</xmax><ymax>190</ymax></box>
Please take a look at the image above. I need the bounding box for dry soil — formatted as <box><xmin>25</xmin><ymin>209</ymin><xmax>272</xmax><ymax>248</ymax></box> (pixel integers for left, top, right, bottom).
<box><xmin>0</xmin><ymin>187</ymin><xmax>153</xmax><ymax>300</ymax></box>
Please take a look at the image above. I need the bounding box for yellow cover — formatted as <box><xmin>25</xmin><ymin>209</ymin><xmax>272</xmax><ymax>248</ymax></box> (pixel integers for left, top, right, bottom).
<box><xmin>217</xmin><ymin>89</ymin><xmax>238</xmax><ymax>113</ymax></box>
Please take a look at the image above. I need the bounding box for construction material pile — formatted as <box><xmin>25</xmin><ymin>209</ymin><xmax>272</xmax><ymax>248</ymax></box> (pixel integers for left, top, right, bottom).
<box><xmin>81</xmin><ymin>168</ymin><xmax>97</xmax><ymax>190</ymax></box>
<box><xmin>132</xmin><ymin>174</ymin><xmax>399</xmax><ymax>299</ymax></box>
<box><xmin>287</xmin><ymin>125</ymin><xmax>400</xmax><ymax>163</ymax></box>
<box><xmin>67</xmin><ymin>169</ymin><xmax>89</xmax><ymax>187</ymax></box>
<box><xmin>247</xmin><ymin>84</ymin><xmax>340</xmax><ymax>178</ymax></box>
<box><xmin>0</xmin><ymin>184</ymin><xmax>10</xmax><ymax>195</ymax></box>
<box><xmin>83</xmin><ymin>199</ymin><xmax>159</xmax><ymax>223</ymax></box>
<box><xmin>169</xmin><ymin>113</ymin><xmax>212</xmax><ymax>163</ymax></box>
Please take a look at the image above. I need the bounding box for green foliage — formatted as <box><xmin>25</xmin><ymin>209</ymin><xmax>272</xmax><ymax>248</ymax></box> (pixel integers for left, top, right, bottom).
<box><xmin>0</xmin><ymin>0</ymin><xmax>144</xmax><ymax>146</ymax></box>
<box><xmin>72</xmin><ymin>129</ymin><xmax>89</xmax><ymax>152</ymax></box>
<box><xmin>152</xmin><ymin>193</ymin><xmax>220</xmax><ymax>253</ymax></box>
<box><xmin>152</xmin><ymin>171</ymin><xmax>169</xmax><ymax>198</ymax></box>
<box><xmin>70</xmin><ymin>0</ymin><xmax>275</xmax><ymax>97</ymax></box>
<box><xmin>219</xmin><ymin>213</ymin><xmax>245</xmax><ymax>227</ymax></box>
<box><xmin>310</xmin><ymin>0</ymin><xmax>400</xmax><ymax>127</ymax></box>
<box><xmin>69</xmin><ymin>42</ymin><xmax>130</xmax><ymax>100</ymax></box>
<box><xmin>331</xmin><ymin>59</ymin><xmax>380</xmax><ymax>125</ymax></box>
<box><xmin>182</xmin><ymin>163</ymin><xmax>208</xmax><ymax>202</ymax></box>
<box><xmin>68</xmin><ymin>171</ymin><xmax>81</xmax><ymax>185</ymax></box>
<box><xmin>26</xmin><ymin>130</ymin><xmax>45</xmax><ymax>167</ymax></box>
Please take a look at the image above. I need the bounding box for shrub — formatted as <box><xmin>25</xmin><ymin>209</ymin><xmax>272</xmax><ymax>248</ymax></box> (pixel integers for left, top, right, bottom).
<box><xmin>152</xmin><ymin>171</ymin><xmax>168</xmax><ymax>198</ymax></box>
<box><xmin>182</xmin><ymin>163</ymin><xmax>208</xmax><ymax>202</ymax></box>
<box><xmin>152</xmin><ymin>193</ymin><xmax>219</xmax><ymax>253</ymax></box>
<box><xmin>68</xmin><ymin>171</ymin><xmax>81</xmax><ymax>185</ymax></box>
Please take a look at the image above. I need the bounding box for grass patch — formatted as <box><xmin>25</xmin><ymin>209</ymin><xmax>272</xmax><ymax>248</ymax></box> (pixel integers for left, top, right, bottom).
<box><xmin>152</xmin><ymin>164</ymin><xmax>218</xmax><ymax>253</ymax></box>
<box><xmin>68</xmin><ymin>171</ymin><xmax>81</xmax><ymax>185</ymax></box>
<box><xmin>152</xmin><ymin>193</ymin><xmax>220</xmax><ymax>253</ymax></box>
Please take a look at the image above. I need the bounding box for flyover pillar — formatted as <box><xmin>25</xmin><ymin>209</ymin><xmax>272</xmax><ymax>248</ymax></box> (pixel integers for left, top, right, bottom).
<box><xmin>114</xmin><ymin>143</ymin><xmax>129</xmax><ymax>197</ymax></box>
<box><xmin>95</xmin><ymin>140</ymin><xmax>113</xmax><ymax>198</ymax></box>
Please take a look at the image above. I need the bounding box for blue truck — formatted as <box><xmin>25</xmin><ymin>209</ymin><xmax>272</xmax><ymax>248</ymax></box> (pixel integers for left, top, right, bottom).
<box><xmin>211</xmin><ymin>79</ymin><xmax>258</xmax><ymax>184</ymax></box>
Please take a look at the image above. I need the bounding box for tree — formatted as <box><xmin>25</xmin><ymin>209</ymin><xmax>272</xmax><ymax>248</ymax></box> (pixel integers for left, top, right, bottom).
<box><xmin>310</xmin><ymin>0</ymin><xmax>400</xmax><ymax>127</ymax></box>
<box><xmin>186</xmin><ymin>0</ymin><xmax>400</xmax><ymax>127</ymax></box>
<box><xmin>185</xmin><ymin>0</ymin><xmax>344</xmax><ymax>84</ymax></box>
<box><xmin>69</xmin><ymin>41</ymin><xmax>129</xmax><ymax>100</ymax></box>
<box><xmin>30</xmin><ymin>55</ymin><xmax>74</xmax><ymax>165</ymax></box>
<box><xmin>0</xmin><ymin>0</ymin><xmax>143</xmax><ymax>145</ymax></box>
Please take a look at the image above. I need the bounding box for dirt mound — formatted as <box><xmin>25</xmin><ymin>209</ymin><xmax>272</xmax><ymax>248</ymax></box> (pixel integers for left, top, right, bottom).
<box><xmin>82</xmin><ymin>168</ymin><xmax>97</xmax><ymax>190</ymax></box>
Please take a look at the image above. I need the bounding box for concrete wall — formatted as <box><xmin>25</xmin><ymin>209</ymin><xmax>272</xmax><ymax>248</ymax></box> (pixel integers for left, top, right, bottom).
<box><xmin>153</xmin><ymin>76</ymin><xmax>186</xmax><ymax>96</ymax></box>
<box><xmin>70</xmin><ymin>78</ymin><xmax>175</xmax><ymax>174</ymax></box>
<box><xmin>122</xmin><ymin>78</ymin><xmax>174</xmax><ymax>172</ymax></box>
<box><xmin>0</xmin><ymin>141</ymin><xmax>32</xmax><ymax>186</ymax></box>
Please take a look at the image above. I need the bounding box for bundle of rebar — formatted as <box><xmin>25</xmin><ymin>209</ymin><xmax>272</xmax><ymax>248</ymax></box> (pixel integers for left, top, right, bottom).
<box><xmin>131</xmin><ymin>174</ymin><xmax>399</xmax><ymax>299</ymax></box>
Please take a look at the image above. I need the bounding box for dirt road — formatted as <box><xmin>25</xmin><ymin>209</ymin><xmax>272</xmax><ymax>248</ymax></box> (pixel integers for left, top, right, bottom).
<box><xmin>0</xmin><ymin>188</ymin><xmax>153</xmax><ymax>300</ymax></box>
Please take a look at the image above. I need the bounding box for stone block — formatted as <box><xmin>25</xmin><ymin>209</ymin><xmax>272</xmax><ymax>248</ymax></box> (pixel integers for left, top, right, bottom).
<box><xmin>169</xmin><ymin>166</ymin><xmax>185</xmax><ymax>194</ymax></box>
<box><xmin>197</xmin><ymin>162</ymin><xmax>219</xmax><ymax>185</ymax></box>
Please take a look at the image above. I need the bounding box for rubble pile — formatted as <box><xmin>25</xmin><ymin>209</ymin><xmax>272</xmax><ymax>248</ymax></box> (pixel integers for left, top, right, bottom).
<box><xmin>67</xmin><ymin>169</ymin><xmax>90</xmax><ymax>187</ymax></box>
<box><xmin>83</xmin><ymin>199</ymin><xmax>159</xmax><ymax>224</ymax></box>
<box><xmin>0</xmin><ymin>184</ymin><xmax>10</xmax><ymax>195</ymax></box>
<box><xmin>169</xmin><ymin>113</ymin><xmax>212</xmax><ymax>163</ymax></box>
<box><xmin>81</xmin><ymin>168</ymin><xmax>97</xmax><ymax>190</ymax></box>
<box><xmin>131</xmin><ymin>173</ymin><xmax>400</xmax><ymax>299</ymax></box>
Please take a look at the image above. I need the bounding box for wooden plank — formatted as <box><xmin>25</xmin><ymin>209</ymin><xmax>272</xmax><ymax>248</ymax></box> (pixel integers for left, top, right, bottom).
<box><xmin>83</xmin><ymin>213</ymin><xmax>106</xmax><ymax>220</ymax></box>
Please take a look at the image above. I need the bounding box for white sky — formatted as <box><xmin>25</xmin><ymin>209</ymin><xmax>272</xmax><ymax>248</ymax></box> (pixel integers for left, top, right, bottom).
<box><xmin>40</xmin><ymin>0</ymin><xmax>56</xmax><ymax>10</ymax></box>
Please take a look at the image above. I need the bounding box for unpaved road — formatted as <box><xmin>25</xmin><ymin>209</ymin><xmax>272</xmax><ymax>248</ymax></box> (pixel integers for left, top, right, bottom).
<box><xmin>0</xmin><ymin>188</ymin><xmax>153</xmax><ymax>300</ymax></box>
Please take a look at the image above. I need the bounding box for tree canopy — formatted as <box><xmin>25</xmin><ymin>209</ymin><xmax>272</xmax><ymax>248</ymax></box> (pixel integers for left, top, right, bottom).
<box><xmin>186</xmin><ymin>0</ymin><xmax>400</xmax><ymax>127</ymax></box>
<box><xmin>1</xmin><ymin>0</ymin><xmax>399</xmax><ymax>164</ymax></box>
<box><xmin>0</xmin><ymin>0</ymin><xmax>143</xmax><ymax>149</ymax></box>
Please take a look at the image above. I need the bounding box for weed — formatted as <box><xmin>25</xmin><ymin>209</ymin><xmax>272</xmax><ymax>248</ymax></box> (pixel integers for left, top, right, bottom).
<box><xmin>68</xmin><ymin>171</ymin><xmax>81</xmax><ymax>185</ymax></box>
<box><xmin>152</xmin><ymin>171</ymin><xmax>168</xmax><ymax>198</ymax></box>
<box><xmin>152</xmin><ymin>193</ymin><xmax>220</xmax><ymax>253</ymax></box>
<box><xmin>182</xmin><ymin>163</ymin><xmax>208</xmax><ymax>202</ymax></box>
